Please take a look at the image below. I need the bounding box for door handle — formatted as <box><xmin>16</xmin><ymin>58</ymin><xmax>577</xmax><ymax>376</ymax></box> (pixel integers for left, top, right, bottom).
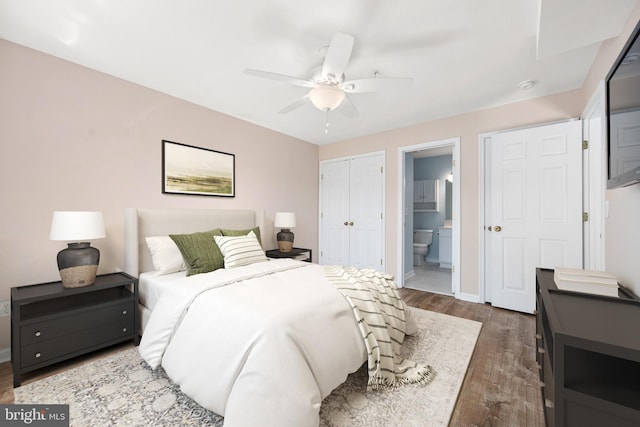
<box><xmin>494</xmin><ymin>225</ymin><xmax>502</xmax><ymax>232</ymax></box>
<box><xmin>349</xmin><ymin>222</ymin><xmax>354</xmax><ymax>226</ymax></box>
<box><xmin>344</xmin><ymin>221</ymin><xmax>349</xmax><ymax>226</ymax></box>
<box><xmin>487</xmin><ymin>226</ymin><xmax>492</xmax><ymax>231</ymax></box>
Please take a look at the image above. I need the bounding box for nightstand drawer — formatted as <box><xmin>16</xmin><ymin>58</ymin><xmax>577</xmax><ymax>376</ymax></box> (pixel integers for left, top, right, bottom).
<box><xmin>20</xmin><ymin>318</ymin><xmax>135</xmax><ymax>368</ymax></box>
<box><xmin>21</xmin><ymin>300</ymin><xmax>134</xmax><ymax>345</ymax></box>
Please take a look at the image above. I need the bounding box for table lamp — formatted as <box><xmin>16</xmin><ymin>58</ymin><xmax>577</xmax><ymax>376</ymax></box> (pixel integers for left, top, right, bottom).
<box><xmin>274</xmin><ymin>212</ymin><xmax>296</xmax><ymax>252</ymax></box>
<box><xmin>50</xmin><ymin>211</ymin><xmax>106</xmax><ymax>288</ymax></box>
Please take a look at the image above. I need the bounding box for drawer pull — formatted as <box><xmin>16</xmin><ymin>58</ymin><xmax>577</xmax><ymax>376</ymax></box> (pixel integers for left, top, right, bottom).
<box><xmin>122</xmin><ymin>328</ymin><xmax>127</xmax><ymax>333</ymax></box>
<box><xmin>545</xmin><ymin>398</ymin><xmax>554</xmax><ymax>408</ymax></box>
<box><xmin>35</xmin><ymin>352</ymin><xmax>41</xmax><ymax>358</ymax></box>
<box><xmin>35</xmin><ymin>331</ymin><xmax>41</xmax><ymax>337</ymax></box>
<box><xmin>537</xmin><ymin>347</ymin><xmax>545</xmax><ymax>354</ymax></box>
<box><xmin>122</xmin><ymin>310</ymin><xmax>127</xmax><ymax>315</ymax></box>
<box><xmin>534</xmin><ymin>334</ymin><xmax>541</xmax><ymax>339</ymax></box>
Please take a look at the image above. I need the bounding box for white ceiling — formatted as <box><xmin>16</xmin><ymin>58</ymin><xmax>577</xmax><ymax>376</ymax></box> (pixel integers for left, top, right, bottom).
<box><xmin>0</xmin><ymin>0</ymin><xmax>636</xmax><ymax>145</ymax></box>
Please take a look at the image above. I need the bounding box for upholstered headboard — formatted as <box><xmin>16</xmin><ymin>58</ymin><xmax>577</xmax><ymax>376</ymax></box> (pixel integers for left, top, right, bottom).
<box><xmin>124</xmin><ymin>208</ymin><xmax>265</xmax><ymax>276</ymax></box>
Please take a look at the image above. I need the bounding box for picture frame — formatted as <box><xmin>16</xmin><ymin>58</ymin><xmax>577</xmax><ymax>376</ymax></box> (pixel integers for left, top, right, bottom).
<box><xmin>162</xmin><ymin>140</ymin><xmax>235</xmax><ymax>197</ymax></box>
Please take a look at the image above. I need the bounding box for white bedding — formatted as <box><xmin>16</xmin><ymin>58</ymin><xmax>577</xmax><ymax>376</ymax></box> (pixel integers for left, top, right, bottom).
<box><xmin>139</xmin><ymin>258</ymin><xmax>367</xmax><ymax>427</ymax></box>
<box><xmin>138</xmin><ymin>270</ymin><xmax>187</xmax><ymax>311</ymax></box>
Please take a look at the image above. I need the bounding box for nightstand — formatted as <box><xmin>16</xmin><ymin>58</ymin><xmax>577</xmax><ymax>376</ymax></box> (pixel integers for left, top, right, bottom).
<box><xmin>11</xmin><ymin>272</ymin><xmax>139</xmax><ymax>387</ymax></box>
<box><xmin>265</xmin><ymin>247</ymin><xmax>312</xmax><ymax>263</ymax></box>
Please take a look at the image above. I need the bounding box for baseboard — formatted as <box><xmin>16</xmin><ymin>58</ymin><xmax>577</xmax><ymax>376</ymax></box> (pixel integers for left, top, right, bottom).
<box><xmin>404</xmin><ymin>270</ymin><xmax>416</xmax><ymax>282</ymax></box>
<box><xmin>456</xmin><ymin>292</ymin><xmax>480</xmax><ymax>303</ymax></box>
<box><xmin>0</xmin><ymin>347</ymin><xmax>10</xmax><ymax>363</ymax></box>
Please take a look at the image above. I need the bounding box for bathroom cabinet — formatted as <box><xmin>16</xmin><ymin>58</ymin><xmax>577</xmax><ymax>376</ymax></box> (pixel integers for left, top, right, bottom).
<box><xmin>438</xmin><ymin>227</ymin><xmax>452</xmax><ymax>268</ymax></box>
<box><xmin>414</xmin><ymin>179</ymin><xmax>439</xmax><ymax>212</ymax></box>
<box><xmin>535</xmin><ymin>268</ymin><xmax>640</xmax><ymax>426</ymax></box>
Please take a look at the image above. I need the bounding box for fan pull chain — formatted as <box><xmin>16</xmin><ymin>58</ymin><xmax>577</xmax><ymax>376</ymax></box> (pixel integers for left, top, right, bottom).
<box><xmin>325</xmin><ymin>109</ymin><xmax>330</xmax><ymax>134</ymax></box>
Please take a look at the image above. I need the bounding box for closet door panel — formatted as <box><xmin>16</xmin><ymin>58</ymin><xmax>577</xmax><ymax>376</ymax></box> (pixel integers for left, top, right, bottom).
<box><xmin>320</xmin><ymin>160</ymin><xmax>350</xmax><ymax>266</ymax></box>
<box><xmin>349</xmin><ymin>155</ymin><xmax>384</xmax><ymax>270</ymax></box>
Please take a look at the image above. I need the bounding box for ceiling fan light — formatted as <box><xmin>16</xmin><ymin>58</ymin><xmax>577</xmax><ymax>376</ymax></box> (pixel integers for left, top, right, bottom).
<box><xmin>309</xmin><ymin>85</ymin><xmax>345</xmax><ymax>111</ymax></box>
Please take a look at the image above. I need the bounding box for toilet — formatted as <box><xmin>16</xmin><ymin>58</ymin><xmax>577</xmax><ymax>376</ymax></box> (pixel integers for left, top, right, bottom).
<box><xmin>413</xmin><ymin>229</ymin><xmax>434</xmax><ymax>266</ymax></box>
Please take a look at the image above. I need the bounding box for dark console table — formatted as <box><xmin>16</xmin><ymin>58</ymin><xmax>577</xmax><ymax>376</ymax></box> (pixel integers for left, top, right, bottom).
<box><xmin>535</xmin><ymin>268</ymin><xmax>640</xmax><ymax>426</ymax></box>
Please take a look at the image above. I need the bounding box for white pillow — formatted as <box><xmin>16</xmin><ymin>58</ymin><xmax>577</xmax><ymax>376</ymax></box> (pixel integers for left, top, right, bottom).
<box><xmin>145</xmin><ymin>236</ymin><xmax>187</xmax><ymax>275</ymax></box>
<box><xmin>214</xmin><ymin>231</ymin><xmax>268</xmax><ymax>268</ymax></box>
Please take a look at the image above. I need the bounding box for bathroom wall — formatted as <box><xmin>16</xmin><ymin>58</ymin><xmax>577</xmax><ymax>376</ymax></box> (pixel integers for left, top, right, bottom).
<box><xmin>413</xmin><ymin>154</ymin><xmax>452</xmax><ymax>263</ymax></box>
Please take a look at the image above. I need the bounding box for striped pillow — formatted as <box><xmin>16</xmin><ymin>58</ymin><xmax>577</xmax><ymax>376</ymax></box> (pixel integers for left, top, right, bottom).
<box><xmin>214</xmin><ymin>231</ymin><xmax>268</xmax><ymax>268</ymax></box>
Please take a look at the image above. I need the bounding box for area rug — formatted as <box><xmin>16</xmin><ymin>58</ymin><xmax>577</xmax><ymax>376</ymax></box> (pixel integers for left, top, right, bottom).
<box><xmin>14</xmin><ymin>308</ymin><xmax>482</xmax><ymax>427</ymax></box>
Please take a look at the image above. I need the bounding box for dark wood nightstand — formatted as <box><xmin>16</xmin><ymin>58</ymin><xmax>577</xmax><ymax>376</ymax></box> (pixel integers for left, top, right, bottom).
<box><xmin>11</xmin><ymin>272</ymin><xmax>139</xmax><ymax>387</ymax></box>
<box><xmin>265</xmin><ymin>247</ymin><xmax>312</xmax><ymax>262</ymax></box>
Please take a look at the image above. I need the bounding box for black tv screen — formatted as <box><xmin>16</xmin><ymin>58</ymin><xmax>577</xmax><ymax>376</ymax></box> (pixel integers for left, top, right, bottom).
<box><xmin>606</xmin><ymin>19</ymin><xmax>640</xmax><ymax>189</ymax></box>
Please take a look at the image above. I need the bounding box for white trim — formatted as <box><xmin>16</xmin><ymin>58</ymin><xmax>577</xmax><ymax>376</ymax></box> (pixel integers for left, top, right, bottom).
<box><xmin>404</xmin><ymin>270</ymin><xmax>416</xmax><ymax>282</ymax></box>
<box><xmin>319</xmin><ymin>150</ymin><xmax>386</xmax><ymax>271</ymax></box>
<box><xmin>319</xmin><ymin>150</ymin><xmax>386</xmax><ymax>164</ymax></box>
<box><xmin>456</xmin><ymin>292</ymin><xmax>481</xmax><ymax>303</ymax></box>
<box><xmin>581</xmin><ymin>80</ymin><xmax>606</xmax><ymax>271</ymax></box>
<box><xmin>397</xmin><ymin>137</ymin><xmax>461</xmax><ymax>298</ymax></box>
<box><xmin>0</xmin><ymin>347</ymin><xmax>10</xmax><ymax>364</ymax></box>
<box><xmin>477</xmin><ymin>133</ymin><xmax>492</xmax><ymax>304</ymax></box>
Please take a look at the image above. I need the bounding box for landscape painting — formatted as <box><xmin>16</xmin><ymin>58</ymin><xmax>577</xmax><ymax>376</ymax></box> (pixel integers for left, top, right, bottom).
<box><xmin>162</xmin><ymin>140</ymin><xmax>235</xmax><ymax>197</ymax></box>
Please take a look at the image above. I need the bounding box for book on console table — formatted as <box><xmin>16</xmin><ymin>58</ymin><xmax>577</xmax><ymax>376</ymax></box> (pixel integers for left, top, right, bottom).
<box><xmin>553</xmin><ymin>267</ymin><xmax>619</xmax><ymax>297</ymax></box>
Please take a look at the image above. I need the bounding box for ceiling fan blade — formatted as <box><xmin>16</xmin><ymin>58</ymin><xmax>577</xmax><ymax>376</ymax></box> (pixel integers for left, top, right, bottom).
<box><xmin>321</xmin><ymin>33</ymin><xmax>355</xmax><ymax>81</ymax></box>
<box><xmin>244</xmin><ymin>69</ymin><xmax>316</xmax><ymax>88</ymax></box>
<box><xmin>336</xmin><ymin>96</ymin><xmax>359</xmax><ymax>119</ymax></box>
<box><xmin>278</xmin><ymin>95</ymin><xmax>310</xmax><ymax>114</ymax></box>
<box><xmin>341</xmin><ymin>77</ymin><xmax>413</xmax><ymax>93</ymax></box>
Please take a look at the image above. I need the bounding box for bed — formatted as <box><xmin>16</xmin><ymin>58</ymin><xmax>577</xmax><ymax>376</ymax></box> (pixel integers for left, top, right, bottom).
<box><xmin>124</xmin><ymin>208</ymin><xmax>424</xmax><ymax>427</ymax></box>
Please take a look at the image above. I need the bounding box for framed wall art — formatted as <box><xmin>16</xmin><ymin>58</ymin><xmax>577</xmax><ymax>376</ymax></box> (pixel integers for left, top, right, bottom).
<box><xmin>162</xmin><ymin>140</ymin><xmax>235</xmax><ymax>197</ymax></box>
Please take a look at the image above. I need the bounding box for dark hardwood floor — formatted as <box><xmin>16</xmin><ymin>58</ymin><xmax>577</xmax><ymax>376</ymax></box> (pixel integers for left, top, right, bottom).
<box><xmin>0</xmin><ymin>289</ymin><xmax>544</xmax><ymax>426</ymax></box>
<box><xmin>400</xmin><ymin>288</ymin><xmax>544</xmax><ymax>426</ymax></box>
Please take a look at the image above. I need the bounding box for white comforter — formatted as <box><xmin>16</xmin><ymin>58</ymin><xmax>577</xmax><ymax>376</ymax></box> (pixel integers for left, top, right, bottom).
<box><xmin>139</xmin><ymin>259</ymin><xmax>367</xmax><ymax>427</ymax></box>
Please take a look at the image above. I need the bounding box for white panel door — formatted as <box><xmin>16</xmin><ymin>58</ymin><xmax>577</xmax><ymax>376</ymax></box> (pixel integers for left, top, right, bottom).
<box><xmin>490</xmin><ymin>121</ymin><xmax>582</xmax><ymax>313</ymax></box>
<box><xmin>349</xmin><ymin>154</ymin><xmax>384</xmax><ymax>269</ymax></box>
<box><xmin>320</xmin><ymin>159</ymin><xmax>350</xmax><ymax>266</ymax></box>
<box><xmin>319</xmin><ymin>153</ymin><xmax>384</xmax><ymax>270</ymax></box>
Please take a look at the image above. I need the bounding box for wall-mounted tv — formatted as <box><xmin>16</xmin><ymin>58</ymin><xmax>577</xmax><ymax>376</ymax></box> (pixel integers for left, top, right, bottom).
<box><xmin>606</xmin><ymin>19</ymin><xmax>640</xmax><ymax>189</ymax></box>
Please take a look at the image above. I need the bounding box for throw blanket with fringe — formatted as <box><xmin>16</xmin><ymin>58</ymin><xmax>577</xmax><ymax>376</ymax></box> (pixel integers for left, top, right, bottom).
<box><xmin>324</xmin><ymin>266</ymin><xmax>436</xmax><ymax>390</ymax></box>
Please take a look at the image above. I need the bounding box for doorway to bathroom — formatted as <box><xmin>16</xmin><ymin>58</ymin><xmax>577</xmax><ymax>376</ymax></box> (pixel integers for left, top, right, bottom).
<box><xmin>396</xmin><ymin>138</ymin><xmax>460</xmax><ymax>296</ymax></box>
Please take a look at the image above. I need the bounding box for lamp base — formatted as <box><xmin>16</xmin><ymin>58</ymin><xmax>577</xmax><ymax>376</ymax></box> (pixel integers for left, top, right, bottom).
<box><xmin>276</xmin><ymin>229</ymin><xmax>294</xmax><ymax>253</ymax></box>
<box><xmin>57</xmin><ymin>242</ymin><xmax>100</xmax><ymax>288</ymax></box>
<box><xmin>59</xmin><ymin>265</ymin><xmax>98</xmax><ymax>288</ymax></box>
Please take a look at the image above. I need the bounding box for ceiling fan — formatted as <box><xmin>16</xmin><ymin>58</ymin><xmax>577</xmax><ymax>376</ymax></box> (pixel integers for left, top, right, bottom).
<box><xmin>244</xmin><ymin>32</ymin><xmax>412</xmax><ymax>131</ymax></box>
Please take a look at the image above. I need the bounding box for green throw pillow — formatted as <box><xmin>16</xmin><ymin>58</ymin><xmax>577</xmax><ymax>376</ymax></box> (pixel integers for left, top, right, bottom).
<box><xmin>169</xmin><ymin>229</ymin><xmax>224</xmax><ymax>276</ymax></box>
<box><xmin>220</xmin><ymin>227</ymin><xmax>262</xmax><ymax>246</ymax></box>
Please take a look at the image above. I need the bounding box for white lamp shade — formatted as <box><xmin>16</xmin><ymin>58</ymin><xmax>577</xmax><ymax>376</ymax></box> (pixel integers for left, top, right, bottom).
<box><xmin>309</xmin><ymin>85</ymin><xmax>345</xmax><ymax>111</ymax></box>
<box><xmin>50</xmin><ymin>211</ymin><xmax>106</xmax><ymax>241</ymax></box>
<box><xmin>274</xmin><ymin>212</ymin><xmax>296</xmax><ymax>228</ymax></box>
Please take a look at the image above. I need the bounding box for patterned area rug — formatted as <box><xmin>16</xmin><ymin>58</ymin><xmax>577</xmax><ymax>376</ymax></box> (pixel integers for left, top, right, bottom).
<box><xmin>14</xmin><ymin>308</ymin><xmax>481</xmax><ymax>427</ymax></box>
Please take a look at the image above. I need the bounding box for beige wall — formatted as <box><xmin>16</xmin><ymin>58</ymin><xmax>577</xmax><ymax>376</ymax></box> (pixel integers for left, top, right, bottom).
<box><xmin>0</xmin><ymin>39</ymin><xmax>319</xmax><ymax>351</ymax></box>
